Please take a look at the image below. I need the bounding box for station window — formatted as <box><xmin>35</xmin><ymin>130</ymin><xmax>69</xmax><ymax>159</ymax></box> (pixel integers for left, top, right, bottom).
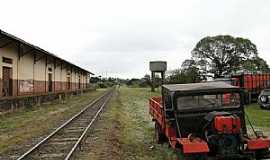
<box><xmin>2</xmin><ymin>57</ymin><xmax>13</xmax><ymax>64</ymax></box>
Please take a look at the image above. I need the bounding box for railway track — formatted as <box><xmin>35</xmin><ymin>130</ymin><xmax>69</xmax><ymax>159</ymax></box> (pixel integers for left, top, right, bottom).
<box><xmin>16</xmin><ymin>89</ymin><xmax>114</xmax><ymax>160</ymax></box>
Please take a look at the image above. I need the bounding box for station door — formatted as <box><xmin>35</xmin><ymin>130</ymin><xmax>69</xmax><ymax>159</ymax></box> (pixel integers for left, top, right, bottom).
<box><xmin>48</xmin><ymin>73</ymin><xmax>53</xmax><ymax>92</ymax></box>
<box><xmin>66</xmin><ymin>77</ymin><xmax>71</xmax><ymax>90</ymax></box>
<box><xmin>2</xmin><ymin>67</ymin><xmax>13</xmax><ymax>96</ymax></box>
<box><xmin>79</xmin><ymin>76</ymin><xmax>81</xmax><ymax>89</ymax></box>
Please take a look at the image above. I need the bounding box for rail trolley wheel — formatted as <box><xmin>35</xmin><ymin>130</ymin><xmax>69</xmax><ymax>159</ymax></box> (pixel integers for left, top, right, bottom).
<box><xmin>154</xmin><ymin>122</ymin><xmax>166</xmax><ymax>144</ymax></box>
<box><xmin>260</xmin><ymin>105</ymin><xmax>270</xmax><ymax>110</ymax></box>
<box><xmin>255</xmin><ymin>149</ymin><xmax>269</xmax><ymax>160</ymax></box>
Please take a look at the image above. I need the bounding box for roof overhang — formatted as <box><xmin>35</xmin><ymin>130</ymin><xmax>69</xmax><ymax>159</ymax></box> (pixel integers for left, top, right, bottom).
<box><xmin>0</xmin><ymin>29</ymin><xmax>94</xmax><ymax>75</ymax></box>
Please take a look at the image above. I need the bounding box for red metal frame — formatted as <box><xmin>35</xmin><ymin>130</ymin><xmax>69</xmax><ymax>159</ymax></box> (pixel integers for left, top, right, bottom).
<box><xmin>149</xmin><ymin>96</ymin><xmax>270</xmax><ymax>158</ymax></box>
<box><xmin>149</xmin><ymin>97</ymin><xmax>209</xmax><ymax>153</ymax></box>
<box><xmin>247</xmin><ymin>138</ymin><xmax>270</xmax><ymax>150</ymax></box>
<box><xmin>149</xmin><ymin>97</ymin><xmax>165</xmax><ymax>129</ymax></box>
<box><xmin>177</xmin><ymin>138</ymin><xmax>209</xmax><ymax>154</ymax></box>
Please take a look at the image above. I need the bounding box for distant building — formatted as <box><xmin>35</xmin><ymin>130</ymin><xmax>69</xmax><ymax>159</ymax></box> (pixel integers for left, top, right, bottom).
<box><xmin>0</xmin><ymin>30</ymin><xmax>93</xmax><ymax>98</ymax></box>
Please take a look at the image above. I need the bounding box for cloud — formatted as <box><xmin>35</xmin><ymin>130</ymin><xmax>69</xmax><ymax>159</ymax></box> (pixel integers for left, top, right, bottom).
<box><xmin>0</xmin><ymin>0</ymin><xmax>270</xmax><ymax>78</ymax></box>
<box><xmin>85</xmin><ymin>31</ymin><xmax>180</xmax><ymax>52</ymax></box>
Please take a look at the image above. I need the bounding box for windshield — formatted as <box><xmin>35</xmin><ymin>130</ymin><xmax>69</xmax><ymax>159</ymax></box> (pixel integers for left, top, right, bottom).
<box><xmin>176</xmin><ymin>93</ymin><xmax>240</xmax><ymax>111</ymax></box>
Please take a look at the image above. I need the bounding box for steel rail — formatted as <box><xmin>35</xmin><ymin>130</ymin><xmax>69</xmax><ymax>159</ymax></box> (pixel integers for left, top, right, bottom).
<box><xmin>16</xmin><ymin>89</ymin><xmax>113</xmax><ymax>160</ymax></box>
<box><xmin>64</xmin><ymin>92</ymin><xmax>112</xmax><ymax>160</ymax></box>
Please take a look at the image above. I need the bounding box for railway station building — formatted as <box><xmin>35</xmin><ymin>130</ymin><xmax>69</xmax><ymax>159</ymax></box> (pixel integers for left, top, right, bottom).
<box><xmin>0</xmin><ymin>30</ymin><xmax>93</xmax><ymax>101</ymax></box>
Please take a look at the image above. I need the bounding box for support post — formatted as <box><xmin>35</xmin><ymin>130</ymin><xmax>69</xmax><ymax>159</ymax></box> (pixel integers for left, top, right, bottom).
<box><xmin>37</xmin><ymin>96</ymin><xmax>41</xmax><ymax>107</ymax></box>
<box><xmin>151</xmin><ymin>71</ymin><xmax>155</xmax><ymax>92</ymax></box>
<box><xmin>161</xmin><ymin>72</ymin><xmax>165</xmax><ymax>85</ymax></box>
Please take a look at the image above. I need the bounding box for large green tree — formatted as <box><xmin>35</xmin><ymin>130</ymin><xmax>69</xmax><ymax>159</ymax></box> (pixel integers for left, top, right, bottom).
<box><xmin>191</xmin><ymin>35</ymin><xmax>264</xmax><ymax>77</ymax></box>
<box><xmin>167</xmin><ymin>68</ymin><xmax>201</xmax><ymax>84</ymax></box>
<box><xmin>242</xmin><ymin>57</ymin><xmax>270</xmax><ymax>72</ymax></box>
<box><xmin>167</xmin><ymin>59</ymin><xmax>201</xmax><ymax>84</ymax></box>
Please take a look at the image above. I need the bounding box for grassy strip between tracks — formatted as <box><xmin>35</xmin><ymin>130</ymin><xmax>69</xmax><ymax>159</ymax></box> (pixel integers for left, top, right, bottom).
<box><xmin>0</xmin><ymin>89</ymin><xmax>107</xmax><ymax>155</ymax></box>
<box><xmin>80</xmin><ymin>87</ymin><xmax>176</xmax><ymax>160</ymax></box>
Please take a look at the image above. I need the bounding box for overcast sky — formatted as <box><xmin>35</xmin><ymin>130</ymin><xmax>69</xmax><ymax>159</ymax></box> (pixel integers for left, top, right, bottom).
<box><xmin>0</xmin><ymin>0</ymin><xmax>270</xmax><ymax>78</ymax></box>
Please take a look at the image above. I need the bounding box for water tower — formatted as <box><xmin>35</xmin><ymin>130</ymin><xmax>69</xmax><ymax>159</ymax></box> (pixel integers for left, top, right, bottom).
<box><xmin>149</xmin><ymin>61</ymin><xmax>167</xmax><ymax>92</ymax></box>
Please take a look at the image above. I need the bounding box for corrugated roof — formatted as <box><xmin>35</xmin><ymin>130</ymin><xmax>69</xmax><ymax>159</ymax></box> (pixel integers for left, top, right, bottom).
<box><xmin>163</xmin><ymin>81</ymin><xmax>239</xmax><ymax>92</ymax></box>
<box><xmin>0</xmin><ymin>29</ymin><xmax>94</xmax><ymax>75</ymax></box>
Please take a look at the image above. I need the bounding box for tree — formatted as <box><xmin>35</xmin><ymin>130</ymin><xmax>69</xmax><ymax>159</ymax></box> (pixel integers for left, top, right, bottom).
<box><xmin>90</xmin><ymin>76</ymin><xmax>101</xmax><ymax>83</ymax></box>
<box><xmin>126</xmin><ymin>78</ymin><xmax>140</xmax><ymax>86</ymax></box>
<box><xmin>167</xmin><ymin>60</ymin><xmax>201</xmax><ymax>84</ymax></box>
<box><xmin>143</xmin><ymin>74</ymin><xmax>151</xmax><ymax>82</ymax></box>
<box><xmin>167</xmin><ymin>69</ymin><xmax>183</xmax><ymax>84</ymax></box>
<box><xmin>181</xmin><ymin>59</ymin><xmax>196</xmax><ymax>70</ymax></box>
<box><xmin>192</xmin><ymin>35</ymin><xmax>258</xmax><ymax>77</ymax></box>
<box><xmin>167</xmin><ymin>68</ymin><xmax>200</xmax><ymax>84</ymax></box>
<box><xmin>139</xmin><ymin>74</ymin><xmax>152</xmax><ymax>87</ymax></box>
<box><xmin>241</xmin><ymin>57</ymin><xmax>270</xmax><ymax>73</ymax></box>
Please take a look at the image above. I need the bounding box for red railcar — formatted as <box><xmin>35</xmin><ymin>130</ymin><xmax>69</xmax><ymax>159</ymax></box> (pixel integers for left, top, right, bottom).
<box><xmin>217</xmin><ymin>74</ymin><xmax>270</xmax><ymax>103</ymax></box>
<box><xmin>149</xmin><ymin>82</ymin><xmax>270</xmax><ymax>159</ymax></box>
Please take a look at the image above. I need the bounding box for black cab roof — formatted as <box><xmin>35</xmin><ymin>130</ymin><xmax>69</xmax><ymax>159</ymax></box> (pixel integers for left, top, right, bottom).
<box><xmin>162</xmin><ymin>82</ymin><xmax>240</xmax><ymax>93</ymax></box>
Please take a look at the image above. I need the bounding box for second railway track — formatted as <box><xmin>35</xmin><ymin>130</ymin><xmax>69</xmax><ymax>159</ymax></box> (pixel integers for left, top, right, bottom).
<box><xmin>16</xmin><ymin>89</ymin><xmax>114</xmax><ymax>160</ymax></box>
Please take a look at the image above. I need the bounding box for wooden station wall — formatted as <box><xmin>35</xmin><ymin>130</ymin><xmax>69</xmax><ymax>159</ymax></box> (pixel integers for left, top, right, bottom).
<box><xmin>0</xmin><ymin>43</ymin><xmax>90</xmax><ymax>97</ymax></box>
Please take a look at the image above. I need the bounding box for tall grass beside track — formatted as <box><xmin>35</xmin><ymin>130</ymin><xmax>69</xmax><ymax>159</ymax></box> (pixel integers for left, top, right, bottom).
<box><xmin>118</xmin><ymin>87</ymin><xmax>177</xmax><ymax>160</ymax></box>
<box><xmin>79</xmin><ymin>87</ymin><xmax>177</xmax><ymax>160</ymax></box>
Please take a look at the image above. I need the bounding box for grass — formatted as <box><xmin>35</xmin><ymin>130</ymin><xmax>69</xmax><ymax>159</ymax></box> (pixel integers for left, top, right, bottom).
<box><xmin>118</xmin><ymin>87</ymin><xmax>176</xmax><ymax>160</ymax></box>
<box><xmin>245</xmin><ymin>103</ymin><xmax>270</xmax><ymax>134</ymax></box>
<box><xmin>0</xmin><ymin>89</ymin><xmax>106</xmax><ymax>155</ymax></box>
<box><xmin>79</xmin><ymin>87</ymin><xmax>176</xmax><ymax>160</ymax></box>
